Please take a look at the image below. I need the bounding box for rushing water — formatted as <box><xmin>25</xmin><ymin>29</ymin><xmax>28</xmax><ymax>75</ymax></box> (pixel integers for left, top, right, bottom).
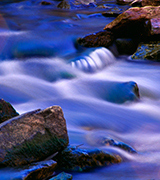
<box><xmin>0</xmin><ymin>2</ymin><xmax>160</xmax><ymax>180</ymax></box>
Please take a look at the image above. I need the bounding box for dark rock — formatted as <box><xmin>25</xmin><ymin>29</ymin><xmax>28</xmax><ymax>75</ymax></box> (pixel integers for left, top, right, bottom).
<box><xmin>53</xmin><ymin>146</ymin><xmax>121</xmax><ymax>171</ymax></box>
<box><xmin>57</xmin><ymin>0</ymin><xmax>71</xmax><ymax>9</ymax></box>
<box><xmin>40</xmin><ymin>0</ymin><xmax>52</xmax><ymax>5</ymax></box>
<box><xmin>13</xmin><ymin>160</ymin><xmax>57</xmax><ymax>180</ymax></box>
<box><xmin>77</xmin><ymin>30</ymin><xmax>114</xmax><ymax>48</ymax></box>
<box><xmin>0</xmin><ymin>99</ymin><xmax>19</xmax><ymax>124</ymax></box>
<box><xmin>115</xmin><ymin>38</ymin><xmax>139</xmax><ymax>54</ymax></box>
<box><xmin>131</xmin><ymin>41</ymin><xmax>160</xmax><ymax>60</ymax></box>
<box><xmin>131</xmin><ymin>0</ymin><xmax>160</xmax><ymax>6</ymax></box>
<box><xmin>49</xmin><ymin>172</ymin><xmax>72</xmax><ymax>180</ymax></box>
<box><xmin>0</xmin><ymin>106</ymin><xmax>69</xmax><ymax>167</ymax></box>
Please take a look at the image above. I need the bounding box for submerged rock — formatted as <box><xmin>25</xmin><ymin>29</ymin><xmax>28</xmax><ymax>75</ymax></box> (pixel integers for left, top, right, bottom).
<box><xmin>49</xmin><ymin>172</ymin><xmax>73</xmax><ymax>180</ymax></box>
<box><xmin>0</xmin><ymin>106</ymin><xmax>69</xmax><ymax>167</ymax></box>
<box><xmin>131</xmin><ymin>41</ymin><xmax>160</xmax><ymax>60</ymax></box>
<box><xmin>13</xmin><ymin>160</ymin><xmax>57</xmax><ymax>180</ymax></box>
<box><xmin>54</xmin><ymin>146</ymin><xmax>121</xmax><ymax>171</ymax></box>
<box><xmin>0</xmin><ymin>99</ymin><xmax>19</xmax><ymax>124</ymax></box>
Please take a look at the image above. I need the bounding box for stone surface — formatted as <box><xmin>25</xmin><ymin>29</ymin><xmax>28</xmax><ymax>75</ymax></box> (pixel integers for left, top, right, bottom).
<box><xmin>54</xmin><ymin>146</ymin><xmax>121</xmax><ymax>171</ymax></box>
<box><xmin>104</xmin><ymin>6</ymin><xmax>160</xmax><ymax>38</ymax></box>
<box><xmin>115</xmin><ymin>38</ymin><xmax>139</xmax><ymax>54</ymax></box>
<box><xmin>0</xmin><ymin>99</ymin><xmax>19</xmax><ymax>124</ymax></box>
<box><xmin>77</xmin><ymin>30</ymin><xmax>114</xmax><ymax>48</ymax></box>
<box><xmin>49</xmin><ymin>172</ymin><xmax>73</xmax><ymax>180</ymax></box>
<box><xmin>131</xmin><ymin>0</ymin><xmax>160</xmax><ymax>6</ymax></box>
<box><xmin>13</xmin><ymin>160</ymin><xmax>57</xmax><ymax>180</ymax></box>
<box><xmin>0</xmin><ymin>106</ymin><xmax>69</xmax><ymax>167</ymax></box>
<box><xmin>131</xmin><ymin>41</ymin><xmax>160</xmax><ymax>60</ymax></box>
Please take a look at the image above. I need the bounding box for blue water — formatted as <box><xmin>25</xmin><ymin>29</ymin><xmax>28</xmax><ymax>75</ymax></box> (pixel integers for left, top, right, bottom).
<box><xmin>0</xmin><ymin>2</ymin><xmax>160</xmax><ymax>180</ymax></box>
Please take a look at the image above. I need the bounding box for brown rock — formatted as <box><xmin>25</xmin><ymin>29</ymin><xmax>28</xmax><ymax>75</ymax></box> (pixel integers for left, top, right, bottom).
<box><xmin>131</xmin><ymin>0</ymin><xmax>160</xmax><ymax>6</ymax></box>
<box><xmin>142</xmin><ymin>0</ymin><xmax>160</xmax><ymax>6</ymax></box>
<box><xmin>77</xmin><ymin>30</ymin><xmax>114</xmax><ymax>48</ymax></box>
<box><xmin>0</xmin><ymin>99</ymin><xmax>19</xmax><ymax>124</ymax></box>
<box><xmin>104</xmin><ymin>6</ymin><xmax>160</xmax><ymax>38</ymax></box>
<box><xmin>0</xmin><ymin>106</ymin><xmax>69</xmax><ymax>167</ymax></box>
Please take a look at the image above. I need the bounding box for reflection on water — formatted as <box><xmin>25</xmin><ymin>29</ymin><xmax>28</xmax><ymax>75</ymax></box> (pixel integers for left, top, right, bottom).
<box><xmin>0</xmin><ymin>3</ymin><xmax>160</xmax><ymax>180</ymax></box>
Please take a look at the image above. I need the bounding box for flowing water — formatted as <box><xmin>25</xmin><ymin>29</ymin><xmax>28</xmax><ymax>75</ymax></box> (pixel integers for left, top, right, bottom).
<box><xmin>0</xmin><ymin>2</ymin><xmax>160</xmax><ymax>180</ymax></box>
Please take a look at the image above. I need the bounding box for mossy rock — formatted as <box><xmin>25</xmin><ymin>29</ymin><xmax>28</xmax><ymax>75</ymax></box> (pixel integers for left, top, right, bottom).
<box><xmin>131</xmin><ymin>41</ymin><xmax>160</xmax><ymax>61</ymax></box>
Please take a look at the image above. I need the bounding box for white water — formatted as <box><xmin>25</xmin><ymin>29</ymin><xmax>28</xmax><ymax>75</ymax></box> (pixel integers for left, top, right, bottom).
<box><xmin>0</xmin><ymin>4</ymin><xmax>160</xmax><ymax>180</ymax></box>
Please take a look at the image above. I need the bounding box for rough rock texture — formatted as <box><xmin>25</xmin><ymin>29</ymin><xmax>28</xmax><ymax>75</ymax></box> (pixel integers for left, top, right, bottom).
<box><xmin>104</xmin><ymin>6</ymin><xmax>160</xmax><ymax>38</ymax></box>
<box><xmin>131</xmin><ymin>41</ymin><xmax>160</xmax><ymax>60</ymax></box>
<box><xmin>131</xmin><ymin>0</ymin><xmax>160</xmax><ymax>6</ymax></box>
<box><xmin>0</xmin><ymin>99</ymin><xmax>19</xmax><ymax>124</ymax></box>
<box><xmin>0</xmin><ymin>106</ymin><xmax>69</xmax><ymax>167</ymax></box>
<box><xmin>77</xmin><ymin>30</ymin><xmax>114</xmax><ymax>48</ymax></box>
<box><xmin>54</xmin><ymin>146</ymin><xmax>121</xmax><ymax>171</ymax></box>
<box><xmin>13</xmin><ymin>160</ymin><xmax>57</xmax><ymax>180</ymax></box>
<box><xmin>49</xmin><ymin>172</ymin><xmax>73</xmax><ymax>180</ymax></box>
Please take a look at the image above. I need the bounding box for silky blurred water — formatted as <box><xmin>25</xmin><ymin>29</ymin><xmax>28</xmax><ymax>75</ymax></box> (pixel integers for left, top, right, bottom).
<box><xmin>0</xmin><ymin>3</ymin><xmax>160</xmax><ymax>180</ymax></box>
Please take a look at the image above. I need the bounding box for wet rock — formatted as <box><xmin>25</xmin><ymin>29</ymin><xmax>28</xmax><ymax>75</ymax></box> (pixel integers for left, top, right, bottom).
<box><xmin>115</xmin><ymin>38</ymin><xmax>139</xmax><ymax>54</ymax></box>
<box><xmin>53</xmin><ymin>146</ymin><xmax>121</xmax><ymax>171</ymax></box>
<box><xmin>77</xmin><ymin>30</ymin><xmax>114</xmax><ymax>48</ymax></box>
<box><xmin>104</xmin><ymin>6</ymin><xmax>160</xmax><ymax>39</ymax></box>
<box><xmin>49</xmin><ymin>172</ymin><xmax>72</xmax><ymax>180</ymax></box>
<box><xmin>0</xmin><ymin>106</ymin><xmax>69</xmax><ymax>167</ymax></box>
<box><xmin>13</xmin><ymin>160</ymin><xmax>57</xmax><ymax>180</ymax></box>
<box><xmin>0</xmin><ymin>99</ymin><xmax>19</xmax><ymax>124</ymax></box>
<box><xmin>131</xmin><ymin>41</ymin><xmax>160</xmax><ymax>60</ymax></box>
<box><xmin>150</xmin><ymin>17</ymin><xmax>160</xmax><ymax>35</ymax></box>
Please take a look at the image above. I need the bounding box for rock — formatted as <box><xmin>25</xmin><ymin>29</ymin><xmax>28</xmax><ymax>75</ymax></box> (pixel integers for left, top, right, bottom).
<box><xmin>131</xmin><ymin>41</ymin><xmax>160</xmax><ymax>60</ymax></box>
<box><xmin>49</xmin><ymin>172</ymin><xmax>73</xmax><ymax>180</ymax></box>
<box><xmin>131</xmin><ymin>0</ymin><xmax>160</xmax><ymax>6</ymax></box>
<box><xmin>104</xmin><ymin>6</ymin><xmax>160</xmax><ymax>39</ymax></box>
<box><xmin>77</xmin><ymin>30</ymin><xmax>114</xmax><ymax>48</ymax></box>
<box><xmin>0</xmin><ymin>106</ymin><xmax>69</xmax><ymax>167</ymax></box>
<box><xmin>40</xmin><ymin>0</ymin><xmax>52</xmax><ymax>5</ymax></box>
<box><xmin>150</xmin><ymin>17</ymin><xmax>160</xmax><ymax>35</ymax></box>
<box><xmin>115</xmin><ymin>38</ymin><xmax>139</xmax><ymax>55</ymax></box>
<box><xmin>116</xmin><ymin>0</ymin><xmax>134</xmax><ymax>5</ymax></box>
<box><xmin>57</xmin><ymin>0</ymin><xmax>71</xmax><ymax>9</ymax></box>
<box><xmin>57</xmin><ymin>0</ymin><xmax>96</xmax><ymax>9</ymax></box>
<box><xmin>53</xmin><ymin>146</ymin><xmax>121</xmax><ymax>171</ymax></box>
<box><xmin>13</xmin><ymin>160</ymin><xmax>57</xmax><ymax>180</ymax></box>
<box><xmin>0</xmin><ymin>99</ymin><xmax>19</xmax><ymax>124</ymax></box>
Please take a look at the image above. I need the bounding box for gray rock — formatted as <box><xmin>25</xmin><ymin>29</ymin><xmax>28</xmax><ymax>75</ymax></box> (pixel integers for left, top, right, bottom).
<box><xmin>0</xmin><ymin>106</ymin><xmax>69</xmax><ymax>167</ymax></box>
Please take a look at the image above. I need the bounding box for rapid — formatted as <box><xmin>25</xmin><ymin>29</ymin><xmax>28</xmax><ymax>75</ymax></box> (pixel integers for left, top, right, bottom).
<box><xmin>0</xmin><ymin>2</ymin><xmax>160</xmax><ymax>179</ymax></box>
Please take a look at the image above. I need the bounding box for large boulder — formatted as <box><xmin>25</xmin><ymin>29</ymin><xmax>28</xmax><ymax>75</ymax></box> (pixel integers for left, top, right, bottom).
<box><xmin>104</xmin><ymin>6</ymin><xmax>160</xmax><ymax>38</ymax></box>
<box><xmin>0</xmin><ymin>106</ymin><xmax>69</xmax><ymax>167</ymax></box>
<box><xmin>0</xmin><ymin>99</ymin><xmax>19</xmax><ymax>124</ymax></box>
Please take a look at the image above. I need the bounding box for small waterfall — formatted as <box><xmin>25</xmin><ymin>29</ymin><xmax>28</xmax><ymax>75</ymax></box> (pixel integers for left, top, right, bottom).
<box><xmin>70</xmin><ymin>47</ymin><xmax>116</xmax><ymax>72</ymax></box>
